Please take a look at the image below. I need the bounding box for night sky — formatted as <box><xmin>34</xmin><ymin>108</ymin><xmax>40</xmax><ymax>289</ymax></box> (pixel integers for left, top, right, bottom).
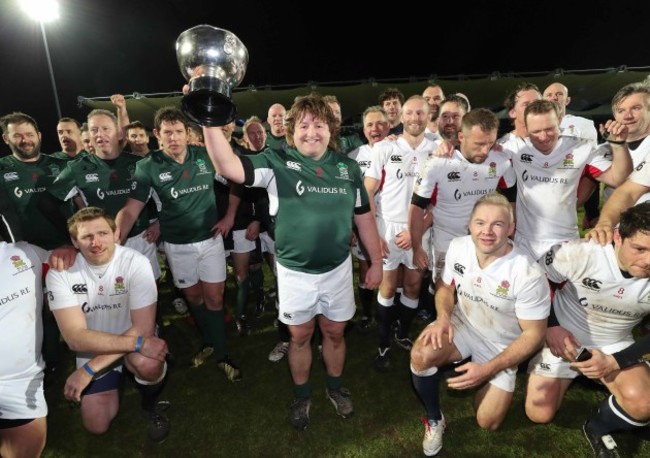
<box><xmin>1</xmin><ymin>0</ymin><xmax>648</xmax><ymax>152</ymax></box>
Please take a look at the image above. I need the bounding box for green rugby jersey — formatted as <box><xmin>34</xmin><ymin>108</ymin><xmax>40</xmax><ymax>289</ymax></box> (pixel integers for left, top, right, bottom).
<box><xmin>50</xmin><ymin>153</ymin><xmax>150</xmax><ymax>237</ymax></box>
<box><xmin>338</xmin><ymin>133</ymin><xmax>364</xmax><ymax>154</ymax></box>
<box><xmin>242</xmin><ymin>147</ymin><xmax>370</xmax><ymax>274</ymax></box>
<box><xmin>50</xmin><ymin>151</ymin><xmax>87</xmax><ymax>161</ymax></box>
<box><xmin>0</xmin><ymin>154</ymin><xmax>69</xmax><ymax>249</ymax></box>
<box><xmin>265</xmin><ymin>133</ymin><xmax>286</xmax><ymax>151</ymax></box>
<box><xmin>130</xmin><ymin>145</ymin><xmax>219</xmax><ymax>244</ymax></box>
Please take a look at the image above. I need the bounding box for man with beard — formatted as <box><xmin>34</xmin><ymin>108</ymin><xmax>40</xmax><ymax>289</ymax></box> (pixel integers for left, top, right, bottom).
<box><xmin>52</xmin><ymin>117</ymin><xmax>86</xmax><ymax>161</ymax></box>
<box><xmin>365</xmin><ymin>96</ymin><xmax>437</xmax><ymax>369</ymax></box>
<box><xmin>0</xmin><ymin>112</ymin><xmax>70</xmax><ymax>384</ymax></box>
<box><xmin>436</xmin><ymin>95</ymin><xmax>470</xmax><ymax>148</ymax></box>
<box><xmin>422</xmin><ymin>84</ymin><xmax>445</xmax><ymax>141</ymax></box>
<box><xmin>0</xmin><ymin>112</ymin><xmax>68</xmax><ymax>250</ymax></box>
<box><xmin>410</xmin><ymin>108</ymin><xmax>516</xmax><ymax>291</ymax></box>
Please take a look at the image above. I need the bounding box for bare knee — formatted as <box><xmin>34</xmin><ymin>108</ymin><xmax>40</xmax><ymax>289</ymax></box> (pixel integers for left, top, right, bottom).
<box><xmin>82</xmin><ymin>416</ymin><xmax>112</xmax><ymax>435</ymax></box>
<box><xmin>525</xmin><ymin>404</ymin><xmax>556</xmax><ymax>424</ymax></box>
<box><xmin>616</xmin><ymin>384</ymin><xmax>650</xmax><ymax>420</ymax></box>
<box><xmin>476</xmin><ymin>414</ymin><xmax>503</xmax><ymax>431</ymax></box>
<box><xmin>410</xmin><ymin>343</ymin><xmax>428</xmax><ymax>372</ymax></box>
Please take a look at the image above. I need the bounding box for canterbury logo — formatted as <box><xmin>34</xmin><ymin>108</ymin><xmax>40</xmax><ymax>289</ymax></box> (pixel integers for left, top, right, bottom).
<box><xmin>72</xmin><ymin>284</ymin><xmax>88</xmax><ymax>294</ymax></box>
<box><xmin>582</xmin><ymin>278</ymin><xmax>602</xmax><ymax>290</ymax></box>
<box><xmin>454</xmin><ymin>263</ymin><xmax>465</xmax><ymax>275</ymax></box>
<box><xmin>390</xmin><ymin>155</ymin><xmax>402</xmax><ymax>162</ymax></box>
<box><xmin>520</xmin><ymin>154</ymin><xmax>533</xmax><ymax>163</ymax></box>
<box><xmin>544</xmin><ymin>250</ymin><xmax>554</xmax><ymax>266</ymax></box>
<box><xmin>447</xmin><ymin>171</ymin><xmax>460</xmax><ymax>180</ymax></box>
<box><xmin>286</xmin><ymin>161</ymin><xmax>301</xmax><ymax>171</ymax></box>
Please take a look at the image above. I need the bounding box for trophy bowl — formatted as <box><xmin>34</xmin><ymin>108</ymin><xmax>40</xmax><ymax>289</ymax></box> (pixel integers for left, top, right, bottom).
<box><xmin>176</xmin><ymin>25</ymin><xmax>249</xmax><ymax>126</ymax></box>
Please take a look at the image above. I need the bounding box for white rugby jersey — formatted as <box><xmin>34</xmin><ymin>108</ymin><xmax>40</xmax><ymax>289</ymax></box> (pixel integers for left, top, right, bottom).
<box><xmin>442</xmin><ymin>236</ymin><xmax>550</xmax><ymax>344</ymax></box>
<box><xmin>413</xmin><ymin>149</ymin><xmax>516</xmax><ymax>254</ymax></box>
<box><xmin>604</xmin><ymin>136</ymin><xmax>650</xmax><ymax>202</ymax></box>
<box><xmin>506</xmin><ymin>136</ymin><xmax>611</xmax><ymax>246</ymax></box>
<box><xmin>348</xmin><ymin>144</ymin><xmax>373</xmax><ymax>177</ymax></box>
<box><xmin>498</xmin><ymin>132</ymin><xmax>527</xmax><ymax>152</ymax></box>
<box><xmin>560</xmin><ymin>114</ymin><xmax>598</xmax><ymax>145</ymax></box>
<box><xmin>0</xmin><ymin>242</ymin><xmax>46</xmax><ymax>382</ymax></box>
<box><xmin>366</xmin><ymin>137</ymin><xmax>436</xmax><ymax>223</ymax></box>
<box><xmin>543</xmin><ymin>239</ymin><xmax>650</xmax><ymax>347</ymax></box>
<box><xmin>350</xmin><ymin>144</ymin><xmax>379</xmax><ymax>211</ymax></box>
<box><xmin>46</xmin><ymin>244</ymin><xmax>157</xmax><ymax>361</ymax></box>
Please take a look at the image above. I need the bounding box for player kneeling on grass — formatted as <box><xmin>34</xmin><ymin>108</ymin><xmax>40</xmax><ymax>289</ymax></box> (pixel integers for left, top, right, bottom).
<box><xmin>410</xmin><ymin>193</ymin><xmax>550</xmax><ymax>456</ymax></box>
<box><xmin>525</xmin><ymin>202</ymin><xmax>650</xmax><ymax>458</ymax></box>
<box><xmin>46</xmin><ymin>207</ymin><xmax>171</xmax><ymax>443</ymax></box>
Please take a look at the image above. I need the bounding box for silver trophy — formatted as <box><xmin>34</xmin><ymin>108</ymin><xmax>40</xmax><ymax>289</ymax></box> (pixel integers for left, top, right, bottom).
<box><xmin>176</xmin><ymin>25</ymin><xmax>249</xmax><ymax>126</ymax></box>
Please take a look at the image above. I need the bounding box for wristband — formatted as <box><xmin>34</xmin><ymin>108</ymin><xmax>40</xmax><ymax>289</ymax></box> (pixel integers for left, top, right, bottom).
<box><xmin>135</xmin><ymin>335</ymin><xmax>144</xmax><ymax>353</ymax></box>
<box><xmin>82</xmin><ymin>362</ymin><xmax>95</xmax><ymax>377</ymax></box>
<box><xmin>607</xmin><ymin>139</ymin><xmax>626</xmax><ymax>145</ymax></box>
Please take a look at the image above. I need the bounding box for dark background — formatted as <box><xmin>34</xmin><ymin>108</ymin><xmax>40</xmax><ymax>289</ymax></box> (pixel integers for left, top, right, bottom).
<box><xmin>1</xmin><ymin>0</ymin><xmax>648</xmax><ymax>152</ymax></box>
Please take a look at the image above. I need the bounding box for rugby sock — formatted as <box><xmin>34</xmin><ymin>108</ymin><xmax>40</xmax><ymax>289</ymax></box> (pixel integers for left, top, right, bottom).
<box><xmin>236</xmin><ymin>279</ymin><xmax>250</xmax><ymax>319</ymax></box>
<box><xmin>248</xmin><ymin>267</ymin><xmax>264</xmax><ymax>298</ymax></box>
<box><xmin>326</xmin><ymin>374</ymin><xmax>342</xmax><ymax>391</ymax></box>
<box><xmin>589</xmin><ymin>395</ymin><xmax>650</xmax><ymax>434</ymax></box>
<box><xmin>189</xmin><ymin>304</ymin><xmax>213</xmax><ymax>346</ymax></box>
<box><xmin>358</xmin><ymin>285</ymin><xmax>374</xmax><ymax>320</ymax></box>
<box><xmin>419</xmin><ymin>276</ymin><xmax>436</xmax><ymax>318</ymax></box>
<box><xmin>137</xmin><ymin>378</ymin><xmax>166</xmax><ymax>412</ymax></box>
<box><xmin>411</xmin><ymin>365</ymin><xmax>443</xmax><ymax>421</ymax></box>
<box><xmin>293</xmin><ymin>381</ymin><xmax>312</xmax><ymax>399</ymax></box>
<box><xmin>377</xmin><ymin>293</ymin><xmax>394</xmax><ymax>349</ymax></box>
<box><xmin>398</xmin><ymin>295</ymin><xmax>419</xmax><ymax>339</ymax></box>
<box><xmin>206</xmin><ymin>309</ymin><xmax>227</xmax><ymax>360</ymax></box>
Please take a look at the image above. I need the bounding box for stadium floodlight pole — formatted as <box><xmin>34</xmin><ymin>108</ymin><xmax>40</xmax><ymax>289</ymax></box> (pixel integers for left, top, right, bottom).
<box><xmin>20</xmin><ymin>0</ymin><xmax>62</xmax><ymax>119</ymax></box>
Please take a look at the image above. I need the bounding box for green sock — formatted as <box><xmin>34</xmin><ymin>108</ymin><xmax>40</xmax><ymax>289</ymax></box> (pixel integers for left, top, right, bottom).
<box><xmin>326</xmin><ymin>375</ymin><xmax>342</xmax><ymax>391</ymax></box>
<box><xmin>190</xmin><ymin>304</ymin><xmax>213</xmax><ymax>346</ymax></box>
<box><xmin>293</xmin><ymin>381</ymin><xmax>312</xmax><ymax>399</ymax></box>
<box><xmin>236</xmin><ymin>280</ymin><xmax>250</xmax><ymax>319</ymax></box>
<box><xmin>206</xmin><ymin>309</ymin><xmax>227</xmax><ymax>360</ymax></box>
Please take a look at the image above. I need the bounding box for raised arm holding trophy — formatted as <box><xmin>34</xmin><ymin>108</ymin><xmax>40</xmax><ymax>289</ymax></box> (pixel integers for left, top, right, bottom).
<box><xmin>176</xmin><ymin>25</ymin><xmax>248</xmax><ymax>126</ymax></box>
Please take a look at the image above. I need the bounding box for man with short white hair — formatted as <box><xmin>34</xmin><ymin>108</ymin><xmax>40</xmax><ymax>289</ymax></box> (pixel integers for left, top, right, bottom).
<box><xmin>266</xmin><ymin>103</ymin><xmax>286</xmax><ymax>151</ymax></box>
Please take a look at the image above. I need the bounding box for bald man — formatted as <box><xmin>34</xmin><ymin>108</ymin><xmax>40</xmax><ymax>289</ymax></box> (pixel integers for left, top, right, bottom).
<box><xmin>266</xmin><ymin>103</ymin><xmax>287</xmax><ymax>151</ymax></box>
<box><xmin>543</xmin><ymin>82</ymin><xmax>597</xmax><ymax>144</ymax></box>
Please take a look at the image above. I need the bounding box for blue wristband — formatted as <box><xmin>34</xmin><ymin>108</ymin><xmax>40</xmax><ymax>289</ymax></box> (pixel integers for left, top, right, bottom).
<box><xmin>135</xmin><ymin>336</ymin><xmax>144</xmax><ymax>353</ymax></box>
<box><xmin>82</xmin><ymin>362</ymin><xmax>95</xmax><ymax>377</ymax></box>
